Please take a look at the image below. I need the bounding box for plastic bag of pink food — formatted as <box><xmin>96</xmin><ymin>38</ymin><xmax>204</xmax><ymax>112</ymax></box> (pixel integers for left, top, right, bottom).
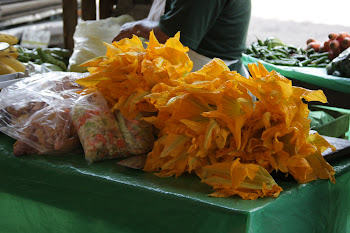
<box><xmin>113</xmin><ymin>110</ymin><xmax>156</xmax><ymax>156</ymax></box>
<box><xmin>0</xmin><ymin>72</ymin><xmax>87</xmax><ymax>156</ymax></box>
<box><xmin>72</xmin><ymin>91</ymin><xmax>130</xmax><ymax>163</ymax></box>
<box><xmin>71</xmin><ymin>91</ymin><xmax>156</xmax><ymax>163</ymax></box>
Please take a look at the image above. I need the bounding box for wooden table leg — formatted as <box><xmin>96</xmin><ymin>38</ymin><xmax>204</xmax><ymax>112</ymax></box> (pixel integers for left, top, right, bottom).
<box><xmin>81</xmin><ymin>0</ymin><xmax>96</xmax><ymax>20</ymax></box>
<box><xmin>62</xmin><ymin>0</ymin><xmax>78</xmax><ymax>52</ymax></box>
<box><xmin>100</xmin><ymin>0</ymin><xmax>117</xmax><ymax>19</ymax></box>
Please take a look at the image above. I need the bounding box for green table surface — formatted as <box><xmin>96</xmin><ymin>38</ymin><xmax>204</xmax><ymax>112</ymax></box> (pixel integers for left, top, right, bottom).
<box><xmin>0</xmin><ymin>133</ymin><xmax>349</xmax><ymax>233</ymax></box>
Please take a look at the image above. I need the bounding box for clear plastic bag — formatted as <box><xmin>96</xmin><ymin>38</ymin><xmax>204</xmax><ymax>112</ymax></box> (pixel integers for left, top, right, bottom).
<box><xmin>68</xmin><ymin>15</ymin><xmax>135</xmax><ymax>73</ymax></box>
<box><xmin>72</xmin><ymin>92</ymin><xmax>130</xmax><ymax>163</ymax></box>
<box><xmin>114</xmin><ymin>110</ymin><xmax>156</xmax><ymax>156</ymax></box>
<box><xmin>0</xmin><ymin>72</ymin><xmax>87</xmax><ymax>156</ymax></box>
<box><xmin>71</xmin><ymin>91</ymin><xmax>156</xmax><ymax>163</ymax></box>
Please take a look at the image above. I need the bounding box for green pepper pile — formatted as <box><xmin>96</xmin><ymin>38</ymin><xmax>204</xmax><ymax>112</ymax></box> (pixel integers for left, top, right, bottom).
<box><xmin>14</xmin><ymin>46</ymin><xmax>70</xmax><ymax>71</ymax></box>
<box><xmin>245</xmin><ymin>37</ymin><xmax>331</xmax><ymax>68</ymax></box>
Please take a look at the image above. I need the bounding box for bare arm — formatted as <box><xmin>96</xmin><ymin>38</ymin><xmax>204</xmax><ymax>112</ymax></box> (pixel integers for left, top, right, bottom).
<box><xmin>112</xmin><ymin>20</ymin><xmax>170</xmax><ymax>43</ymax></box>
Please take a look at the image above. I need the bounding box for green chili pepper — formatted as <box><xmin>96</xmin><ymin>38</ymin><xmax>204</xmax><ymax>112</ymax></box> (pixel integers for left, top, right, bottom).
<box><xmin>313</xmin><ymin>56</ymin><xmax>328</xmax><ymax>65</ymax></box>
<box><xmin>266</xmin><ymin>54</ymin><xmax>278</xmax><ymax>60</ymax></box>
<box><xmin>273</xmin><ymin>47</ymin><xmax>289</xmax><ymax>55</ymax></box>
<box><xmin>257</xmin><ymin>38</ymin><xmax>264</xmax><ymax>46</ymax></box>
<box><xmin>251</xmin><ymin>44</ymin><xmax>258</xmax><ymax>54</ymax></box>
<box><xmin>268</xmin><ymin>59</ymin><xmax>299</xmax><ymax>66</ymax></box>
<box><xmin>301</xmin><ymin>59</ymin><xmax>312</xmax><ymax>66</ymax></box>
<box><xmin>307</xmin><ymin>63</ymin><xmax>317</xmax><ymax>67</ymax></box>
<box><xmin>292</xmin><ymin>55</ymin><xmax>308</xmax><ymax>61</ymax></box>
<box><xmin>48</xmin><ymin>48</ymin><xmax>71</xmax><ymax>58</ymax></box>
<box><xmin>36</xmin><ymin>47</ymin><xmax>67</xmax><ymax>71</ymax></box>
<box><xmin>245</xmin><ymin>48</ymin><xmax>253</xmax><ymax>54</ymax></box>
<box><xmin>307</xmin><ymin>48</ymin><xmax>316</xmax><ymax>55</ymax></box>
<box><xmin>287</xmin><ymin>46</ymin><xmax>298</xmax><ymax>52</ymax></box>
<box><xmin>317</xmin><ymin>63</ymin><xmax>328</xmax><ymax>68</ymax></box>
<box><xmin>309</xmin><ymin>52</ymin><xmax>329</xmax><ymax>59</ymax></box>
<box><xmin>17</xmin><ymin>55</ymin><xmax>31</xmax><ymax>63</ymax></box>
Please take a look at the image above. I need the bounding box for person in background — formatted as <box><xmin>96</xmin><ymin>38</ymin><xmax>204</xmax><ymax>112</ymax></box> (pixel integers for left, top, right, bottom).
<box><xmin>113</xmin><ymin>0</ymin><xmax>251</xmax><ymax>76</ymax></box>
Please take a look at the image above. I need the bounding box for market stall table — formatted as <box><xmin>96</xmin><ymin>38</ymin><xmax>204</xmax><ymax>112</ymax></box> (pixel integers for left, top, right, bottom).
<box><xmin>0</xmin><ymin>132</ymin><xmax>349</xmax><ymax>233</ymax></box>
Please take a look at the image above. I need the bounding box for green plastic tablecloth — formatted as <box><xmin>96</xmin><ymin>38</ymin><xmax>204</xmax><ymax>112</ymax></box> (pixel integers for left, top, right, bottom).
<box><xmin>0</xmin><ymin>133</ymin><xmax>349</xmax><ymax>233</ymax></box>
<box><xmin>242</xmin><ymin>54</ymin><xmax>350</xmax><ymax>94</ymax></box>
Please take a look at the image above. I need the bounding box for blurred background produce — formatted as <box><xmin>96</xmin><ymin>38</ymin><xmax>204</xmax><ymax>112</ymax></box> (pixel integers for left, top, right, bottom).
<box><xmin>245</xmin><ymin>37</ymin><xmax>331</xmax><ymax>68</ymax></box>
<box><xmin>0</xmin><ymin>33</ymin><xmax>26</xmax><ymax>75</ymax></box>
<box><xmin>246</xmin><ymin>31</ymin><xmax>350</xmax><ymax>67</ymax></box>
<box><xmin>16</xmin><ymin>46</ymin><xmax>70</xmax><ymax>71</ymax></box>
<box><xmin>306</xmin><ymin>32</ymin><xmax>350</xmax><ymax>60</ymax></box>
<box><xmin>326</xmin><ymin>47</ymin><xmax>350</xmax><ymax>77</ymax></box>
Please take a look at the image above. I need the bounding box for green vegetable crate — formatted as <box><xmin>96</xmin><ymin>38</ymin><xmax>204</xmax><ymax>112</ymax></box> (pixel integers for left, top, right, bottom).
<box><xmin>310</xmin><ymin>106</ymin><xmax>350</xmax><ymax>139</ymax></box>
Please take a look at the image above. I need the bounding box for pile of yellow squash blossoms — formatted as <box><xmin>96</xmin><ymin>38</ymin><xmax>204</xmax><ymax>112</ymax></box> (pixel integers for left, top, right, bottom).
<box><xmin>76</xmin><ymin>31</ymin><xmax>336</xmax><ymax>200</ymax></box>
